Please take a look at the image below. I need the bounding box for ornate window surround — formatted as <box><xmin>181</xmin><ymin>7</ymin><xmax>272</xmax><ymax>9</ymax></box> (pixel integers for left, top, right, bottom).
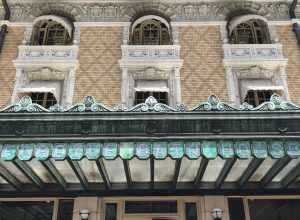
<box><xmin>120</xmin><ymin>17</ymin><xmax>183</xmax><ymax>107</ymax></box>
<box><xmin>131</xmin><ymin>15</ymin><xmax>171</xmax><ymax>34</ymax></box>
<box><xmin>12</xmin><ymin>15</ymin><xmax>80</xmax><ymax>108</ymax></box>
<box><xmin>32</xmin><ymin>15</ymin><xmax>73</xmax><ymax>39</ymax></box>
<box><xmin>228</xmin><ymin>14</ymin><xmax>269</xmax><ymax>38</ymax></box>
<box><xmin>220</xmin><ymin>14</ymin><xmax>289</xmax><ymax>106</ymax></box>
<box><xmin>225</xmin><ymin>65</ymin><xmax>289</xmax><ymax>106</ymax></box>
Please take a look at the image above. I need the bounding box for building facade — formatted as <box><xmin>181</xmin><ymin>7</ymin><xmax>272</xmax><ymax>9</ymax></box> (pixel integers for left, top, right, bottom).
<box><xmin>1</xmin><ymin>0</ymin><xmax>300</xmax><ymax>220</ymax></box>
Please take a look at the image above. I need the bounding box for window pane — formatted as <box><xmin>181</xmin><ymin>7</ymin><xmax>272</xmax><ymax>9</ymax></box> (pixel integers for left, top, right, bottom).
<box><xmin>185</xmin><ymin>203</ymin><xmax>198</xmax><ymax>220</ymax></box>
<box><xmin>228</xmin><ymin>198</ymin><xmax>246</xmax><ymax>220</ymax></box>
<box><xmin>131</xmin><ymin>19</ymin><xmax>170</xmax><ymax>45</ymax></box>
<box><xmin>125</xmin><ymin>201</ymin><xmax>177</xmax><ymax>213</ymax></box>
<box><xmin>153</xmin><ymin>92</ymin><xmax>168</xmax><ymax>105</ymax></box>
<box><xmin>244</xmin><ymin>90</ymin><xmax>274</xmax><ymax>107</ymax></box>
<box><xmin>105</xmin><ymin>203</ymin><xmax>117</xmax><ymax>220</ymax></box>
<box><xmin>135</xmin><ymin>92</ymin><xmax>150</xmax><ymax>105</ymax></box>
<box><xmin>230</xmin><ymin>19</ymin><xmax>270</xmax><ymax>44</ymax></box>
<box><xmin>249</xmin><ymin>199</ymin><xmax>300</xmax><ymax>220</ymax></box>
<box><xmin>134</xmin><ymin>92</ymin><xmax>168</xmax><ymax>105</ymax></box>
<box><xmin>57</xmin><ymin>200</ymin><xmax>74</xmax><ymax>220</ymax></box>
<box><xmin>30</xmin><ymin>92</ymin><xmax>57</xmax><ymax>108</ymax></box>
<box><xmin>0</xmin><ymin>201</ymin><xmax>54</xmax><ymax>220</ymax></box>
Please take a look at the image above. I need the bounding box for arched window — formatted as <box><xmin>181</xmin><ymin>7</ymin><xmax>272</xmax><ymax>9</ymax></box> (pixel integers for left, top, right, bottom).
<box><xmin>31</xmin><ymin>16</ymin><xmax>73</xmax><ymax>45</ymax></box>
<box><xmin>230</xmin><ymin>19</ymin><xmax>270</xmax><ymax>44</ymax></box>
<box><xmin>131</xmin><ymin>17</ymin><xmax>171</xmax><ymax>45</ymax></box>
<box><xmin>32</xmin><ymin>20</ymin><xmax>71</xmax><ymax>45</ymax></box>
<box><xmin>228</xmin><ymin>15</ymin><xmax>271</xmax><ymax>44</ymax></box>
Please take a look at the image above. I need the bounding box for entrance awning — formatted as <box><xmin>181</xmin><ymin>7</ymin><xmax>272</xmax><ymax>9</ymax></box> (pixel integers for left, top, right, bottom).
<box><xmin>0</xmin><ymin>94</ymin><xmax>300</xmax><ymax>197</ymax></box>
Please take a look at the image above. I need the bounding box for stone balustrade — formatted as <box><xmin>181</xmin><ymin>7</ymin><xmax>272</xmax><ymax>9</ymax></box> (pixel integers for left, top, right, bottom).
<box><xmin>121</xmin><ymin>45</ymin><xmax>180</xmax><ymax>60</ymax></box>
<box><xmin>16</xmin><ymin>45</ymin><xmax>79</xmax><ymax>61</ymax></box>
<box><xmin>223</xmin><ymin>43</ymin><xmax>284</xmax><ymax>61</ymax></box>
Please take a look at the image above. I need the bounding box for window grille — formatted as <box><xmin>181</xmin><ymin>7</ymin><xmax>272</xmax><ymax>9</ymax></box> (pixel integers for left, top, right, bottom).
<box><xmin>30</xmin><ymin>92</ymin><xmax>57</xmax><ymax>108</ymax></box>
<box><xmin>33</xmin><ymin>20</ymin><xmax>71</xmax><ymax>45</ymax></box>
<box><xmin>134</xmin><ymin>91</ymin><xmax>168</xmax><ymax>105</ymax></box>
<box><xmin>230</xmin><ymin>19</ymin><xmax>270</xmax><ymax>44</ymax></box>
<box><xmin>131</xmin><ymin>19</ymin><xmax>171</xmax><ymax>45</ymax></box>
<box><xmin>244</xmin><ymin>90</ymin><xmax>274</xmax><ymax>107</ymax></box>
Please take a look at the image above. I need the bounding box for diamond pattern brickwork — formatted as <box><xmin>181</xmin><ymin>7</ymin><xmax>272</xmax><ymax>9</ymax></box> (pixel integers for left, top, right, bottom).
<box><xmin>179</xmin><ymin>26</ymin><xmax>228</xmax><ymax>108</ymax></box>
<box><xmin>73</xmin><ymin>27</ymin><xmax>122</xmax><ymax>106</ymax></box>
<box><xmin>0</xmin><ymin>27</ymin><xmax>24</xmax><ymax>108</ymax></box>
<box><xmin>278</xmin><ymin>25</ymin><xmax>300</xmax><ymax>105</ymax></box>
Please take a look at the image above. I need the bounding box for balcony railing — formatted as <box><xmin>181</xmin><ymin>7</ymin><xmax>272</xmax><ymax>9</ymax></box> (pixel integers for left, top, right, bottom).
<box><xmin>16</xmin><ymin>45</ymin><xmax>79</xmax><ymax>61</ymax></box>
<box><xmin>121</xmin><ymin>45</ymin><xmax>180</xmax><ymax>60</ymax></box>
<box><xmin>223</xmin><ymin>43</ymin><xmax>284</xmax><ymax>61</ymax></box>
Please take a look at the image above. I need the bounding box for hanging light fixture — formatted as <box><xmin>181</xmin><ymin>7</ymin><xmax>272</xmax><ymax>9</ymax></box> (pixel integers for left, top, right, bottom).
<box><xmin>80</xmin><ymin>209</ymin><xmax>90</xmax><ymax>220</ymax></box>
<box><xmin>211</xmin><ymin>208</ymin><xmax>223</xmax><ymax>220</ymax></box>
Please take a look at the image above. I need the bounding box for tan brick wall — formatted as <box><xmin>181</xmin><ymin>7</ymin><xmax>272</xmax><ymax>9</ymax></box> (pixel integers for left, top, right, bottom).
<box><xmin>278</xmin><ymin>25</ymin><xmax>300</xmax><ymax>105</ymax></box>
<box><xmin>0</xmin><ymin>26</ymin><xmax>24</xmax><ymax>108</ymax></box>
<box><xmin>73</xmin><ymin>27</ymin><xmax>122</xmax><ymax>106</ymax></box>
<box><xmin>179</xmin><ymin>26</ymin><xmax>227</xmax><ymax>108</ymax></box>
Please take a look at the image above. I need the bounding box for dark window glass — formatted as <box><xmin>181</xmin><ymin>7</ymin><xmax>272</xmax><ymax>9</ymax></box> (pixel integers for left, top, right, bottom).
<box><xmin>131</xmin><ymin>19</ymin><xmax>171</xmax><ymax>45</ymax></box>
<box><xmin>185</xmin><ymin>203</ymin><xmax>198</xmax><ymax>220</ymax></box>
<box><xmin>228</xmin><ymin>198</ymin><xmax>246</xmax><ymax>220</ymax></box>
<box><xmin>30</xmin><ymin>92</ymin><xmax>57</xmax><ymax>108</ymax></box>
<box><xmin>249</xmin><ymin>199</ymin><xmax>300</xmax><ymax>220</ymax></box>
<box><xmin>0</xmin><ymin>201</ymin><xmax>54</xmax><ymax>220</ymax></box>
<box><xmin>230</xmin><ymin>19</ymin><xmax>270</xmax><ymax>44</ymax></box>
<box><xmin>105</xmin><ymin>203</ymin><xmax>117</xmax><ymax>220</ymax></box>
<box><xmin>125</xmin><ymin>201</ymin><xmax>177</xmax><ymax>213</ymax></box>
<box><xmin>244</xmin><ymin>90</ymin><xmax>274</xmax><ymax>107</ymax></box>
<box><xmin>135</xmin><ymin>91</ymin><xmax>168</xmax><ymax>105</ymax></box>
<box><xmin>33</xmin><ymin>20</ymin><xmax>71</xmax><ymax>45</ymax></box>
<box><xmin>57</xmin><ymin>200</ymin><xmax>74</xmax><ymax>220</ymax></box>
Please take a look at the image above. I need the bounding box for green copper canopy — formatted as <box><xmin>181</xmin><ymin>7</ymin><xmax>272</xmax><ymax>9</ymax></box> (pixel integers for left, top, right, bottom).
<box><xmin>1</xmin><ymin>140</ymin><xmax>299</xmax><ymax>161</ymax></box>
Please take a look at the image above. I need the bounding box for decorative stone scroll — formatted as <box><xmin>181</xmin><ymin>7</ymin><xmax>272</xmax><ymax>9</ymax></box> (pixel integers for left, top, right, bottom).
<box><xmin>1</xmin><ymin>140</ymin><xmax>300</xmax><ymax>161</ymax></box>
<box><xmin>2</xmin><ymin>94</ymin><xmax>300</xmax><ymax>113</ymax></box>
<box><xmin>1</xmin><ymin>96</ymin><xmax>48</xmax><ymax>113</ymax></box>
<box><xmin>128</xmin><ymin>96</ymin><xmax>178</xmax><ymax>112</ymax></box>
<box><xmin>7</xmin><ymin>1</ymin><xmax>291</xmax><ymax>22</ymax></box>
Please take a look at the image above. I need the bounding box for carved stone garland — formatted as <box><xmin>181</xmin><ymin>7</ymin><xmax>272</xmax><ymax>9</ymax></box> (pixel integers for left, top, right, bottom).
<box><xmin>6</xmin><ymin>1</ymin><xmax>290</xmax><ymax>22</ymax></box>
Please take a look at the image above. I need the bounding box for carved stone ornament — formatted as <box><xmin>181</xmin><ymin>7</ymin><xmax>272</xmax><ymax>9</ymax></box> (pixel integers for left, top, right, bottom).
<box><xmin>1</xmin><ymin>94</ymin><xmax>300</xmax><ymax>113</ymax></box>
<box><xmin>24</xmin><ymin>67</ymin><xmax>66</xmax><ymax>81</ymax></box>
<box><xmin>132</xmin><ymin>67</ymin><xmax>169</xmax><ymax>80</ymax></box>
<box><xmin>235</xmin><ymin>66</ymin><xmax>276</xmax><ymax>79</ymax></box>
<box><xmin>7</xmin><ymin>1</ymin><xmax>290</xmax><ymax>22</ymax></box>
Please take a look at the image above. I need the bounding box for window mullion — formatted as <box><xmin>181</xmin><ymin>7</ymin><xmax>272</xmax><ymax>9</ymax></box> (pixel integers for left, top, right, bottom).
<box><xmin>254</xmin><ymin>91</ymin><xmax>259</xmax><ymax>106</ymax></box>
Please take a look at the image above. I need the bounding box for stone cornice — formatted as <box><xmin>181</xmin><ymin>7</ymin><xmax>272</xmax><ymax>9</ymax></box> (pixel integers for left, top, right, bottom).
<box><xmin>0</xmin><ymin>1</ymin><xmax>291</xmax><ymax>22</ymax></box>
